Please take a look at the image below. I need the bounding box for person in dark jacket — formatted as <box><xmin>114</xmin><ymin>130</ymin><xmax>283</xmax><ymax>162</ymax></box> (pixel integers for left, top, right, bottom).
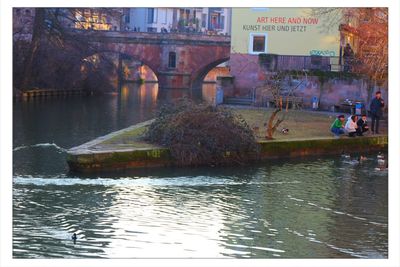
<box><xmin>356</xmin><ymin>114</ymin><xmax>369</xmax><ymax>136</ymax></box>
<box><xmin>369</xmin><ymin>91</ymin><xmax>385</xmax><ymax>134</ymax></box>
<box><xmin>343</xmin><ymin>43</ymin><xmax>354</xmax><ymax>72</ymax></box>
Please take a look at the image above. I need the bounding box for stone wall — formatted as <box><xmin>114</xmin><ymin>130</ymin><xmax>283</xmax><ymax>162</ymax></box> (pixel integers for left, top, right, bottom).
<box><xmin>228</xmin><ymin>53</ymin><xmax>388</xmax><ymax>112</ymax></box>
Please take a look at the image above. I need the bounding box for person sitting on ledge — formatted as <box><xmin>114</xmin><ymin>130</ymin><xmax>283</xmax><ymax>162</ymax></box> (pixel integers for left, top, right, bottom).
<box><xmin>331</xmin><ymin>115</ymin><xmax>345</xmax><ymax>138</ymax></box>
<box><xmin>356</xmin><ymin>114</ymin><xmax>369</xmax><ymax>136</ymax></box>
<box><xmin>345</xmin><ymin>115</ymin><xmax>358</xmax><ymax>137</ymax></box>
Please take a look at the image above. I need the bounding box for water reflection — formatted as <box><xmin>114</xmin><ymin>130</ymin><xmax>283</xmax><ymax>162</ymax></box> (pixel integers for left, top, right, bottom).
<box><xmin>13</xmin><ymin>83</ymin><xmax>182</xmax><ymax>176</ymax></box>
<box><xmin>13</xmin><ymin>156</ymin><xmax>387</xmax><ymax>258</ymax></box>
<box><xmin>13</xmin><ymin>84</ymin><xmax>387</xmax><ymax>258</ymax></box>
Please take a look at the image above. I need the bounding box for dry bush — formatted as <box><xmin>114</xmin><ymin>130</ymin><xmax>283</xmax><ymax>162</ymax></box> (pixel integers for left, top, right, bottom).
<box><xmin>145</xmin><ymin>98</ymin><xmax>260</xmax><ymax>166</ymax></box>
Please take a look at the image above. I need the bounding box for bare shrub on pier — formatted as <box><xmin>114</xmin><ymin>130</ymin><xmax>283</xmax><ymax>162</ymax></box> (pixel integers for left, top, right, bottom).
<box><xmin>145</xmin><ymin>98</ymin><xmax>260</xmax><ymax>166</ymax></box>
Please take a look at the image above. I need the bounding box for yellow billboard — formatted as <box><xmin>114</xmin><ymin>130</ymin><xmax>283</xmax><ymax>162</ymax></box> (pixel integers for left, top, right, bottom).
<box><xmin>231</xmin><ymin>8</ymin><xmax>340</xmax><ymax>57</ymax></box>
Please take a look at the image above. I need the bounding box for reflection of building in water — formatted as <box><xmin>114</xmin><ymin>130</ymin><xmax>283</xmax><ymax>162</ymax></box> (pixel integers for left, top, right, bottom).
<box><xmin>119</xmin><ymin>83</ymin><xmax>159</xmax><ymax>107</ymax></box>
<box><xmin>118</xmin><ymin>83</ymin><xmax>159</xmax><ymax>122</ymax></box>
<box><xmin>138</xmin><ymin>83</ymin><xmax>159</xmax><ymax>106</ymax></box>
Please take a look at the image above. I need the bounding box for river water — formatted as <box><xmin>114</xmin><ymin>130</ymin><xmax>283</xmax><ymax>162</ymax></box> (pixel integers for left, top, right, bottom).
<box><xmin>13</xmin><ymin>83</ymin><xmax>388</xmax><ymax>258</ymax></box>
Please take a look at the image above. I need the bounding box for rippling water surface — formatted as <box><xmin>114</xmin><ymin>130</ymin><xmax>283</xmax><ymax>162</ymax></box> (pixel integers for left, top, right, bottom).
<box><xmin>13</xmin><ymin>84</ymin><xmax>388</xmax><ymax>258</ymax></box>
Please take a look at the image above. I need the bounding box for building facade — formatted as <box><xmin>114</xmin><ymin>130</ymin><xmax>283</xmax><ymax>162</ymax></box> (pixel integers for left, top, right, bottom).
<box><xmin>124</xmin><ymin>8</ymin><xmax>231</xmax><ymax>35</ymax></box>
<box><xmin>228</xmin><ymin>7</ymin><xmax>342</xmax><ymax>94</ymax></box>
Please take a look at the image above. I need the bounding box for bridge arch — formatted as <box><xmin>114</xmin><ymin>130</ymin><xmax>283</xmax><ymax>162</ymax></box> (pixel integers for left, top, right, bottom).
<box><xmin>80</xmin><ymin>51</ymin><xmax>159</xmax><ymax>91</ymax></box>
<box><xmin>191</xmin><ymin>57</ymin><xmax>230</xmax><ymax>89</ymax></box>
<box><xmin>70</xmin><ymin>30</ymin><xmax>231</xmax><ymax>89</ymax></box>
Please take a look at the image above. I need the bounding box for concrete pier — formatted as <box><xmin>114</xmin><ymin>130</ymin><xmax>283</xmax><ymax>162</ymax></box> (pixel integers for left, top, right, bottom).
<box><xmin>66</xmin><ymin>120</ymin><xmax>388</xmax><ymax>173</ymax></box>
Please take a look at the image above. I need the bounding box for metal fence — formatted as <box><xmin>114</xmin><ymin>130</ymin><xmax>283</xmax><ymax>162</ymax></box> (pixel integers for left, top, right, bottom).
<box><xmin>275</xmin><ymin>55</ymin><xmax>342</xmax><ymax>72</ymax></box>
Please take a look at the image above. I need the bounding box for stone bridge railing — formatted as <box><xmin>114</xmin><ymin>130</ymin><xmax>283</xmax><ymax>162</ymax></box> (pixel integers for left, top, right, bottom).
<box><xmin>67</xmin><ymin>29</ymin><xmax>231</xmax><ymax>45</ymax></box>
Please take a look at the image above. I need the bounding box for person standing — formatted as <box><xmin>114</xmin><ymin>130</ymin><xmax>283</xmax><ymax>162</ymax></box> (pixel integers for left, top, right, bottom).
<box><xmin>343</xmin><ymin>43</ymin><xmax>354</xmax><ymax>72</ymax></box>
<box><xmin>369</xmin><ymin>91</ymin><xmax>385</xmax><ymax>134</ymax></box>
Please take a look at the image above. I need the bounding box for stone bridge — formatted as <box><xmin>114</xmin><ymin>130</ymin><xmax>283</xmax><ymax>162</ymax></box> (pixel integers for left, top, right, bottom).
<box><xmin>70</xmin><ymin>30</ymin><xmax>231</xmax><ymax>89</ymax></box>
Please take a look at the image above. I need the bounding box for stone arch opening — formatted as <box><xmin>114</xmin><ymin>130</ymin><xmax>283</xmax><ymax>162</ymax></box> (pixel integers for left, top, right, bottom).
<box><xmin>80</xmin><ymin>51</ymin><xmax>159</xmax><ymax>92</ymax></box>
<box><xmin>191</xmin><ymin>57</ymin><xmax>230</xmax><ymax>90</ymax></box>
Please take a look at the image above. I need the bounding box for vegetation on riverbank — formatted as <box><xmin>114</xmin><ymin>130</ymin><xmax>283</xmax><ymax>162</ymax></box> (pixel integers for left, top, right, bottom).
<box><xmin>96</xmin><ymin>105</ymin><xmax>388</xmax><ymax>150</ymax></box>
<box><xmin>144</xmin><ymin>99</ymin><xmax>260</xmax><ymax>166</ymax></box>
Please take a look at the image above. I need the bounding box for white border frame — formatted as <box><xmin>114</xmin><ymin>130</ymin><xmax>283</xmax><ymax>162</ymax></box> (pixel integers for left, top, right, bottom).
<box><xmin>1</xmin><ymin>1</ymin><xmax>399</xmax><ymax>267</ymax></box>
<box><xmin>248</xmin><ymin>32</ymin><xmax>268</xmax><ymax>54</ymax></box>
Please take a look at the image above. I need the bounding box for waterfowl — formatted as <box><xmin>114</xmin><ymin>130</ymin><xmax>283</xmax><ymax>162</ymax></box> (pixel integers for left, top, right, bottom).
<box><xmin>377</xmin><ymin>158</ymin><xmax>385</xmax><ymax>165</ymax></box>
<box><xmin>72</xmin><ymin>233</ymin><xmax>77</xmax><ymax>244</ymax></box>
<box><xmin>358</xmin><ymin>155</ymin><xmax>367</xmax><ymax>163</ymax></box>
<box><xmin>341</xmin><ymin>151</ymin><xmax>350</xmax><ymax>158</ymax></box>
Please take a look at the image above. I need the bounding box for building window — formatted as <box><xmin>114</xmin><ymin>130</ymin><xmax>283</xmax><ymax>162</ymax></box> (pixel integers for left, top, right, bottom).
<box><xmin>160</xmin><ymin>9</ymin><xmax>167</xmax><ymax>24</ymax></box>
<box><xmin>210</xmin><ymin>13</ymin><xmax>219</xmax><ymax>30</ymax></box>
<box><xmin>249</xmin><ymin>33</ymin><xmax>267</xmax><ymax>54</ymax></box>
<box><xmin>125</xmin><ymin>13</ymin><xmax>130</xmax><ymax>23</ymax></box>
<box><xmin>147</xmin><ymin>27</ymin><xmax>157</xmax><ymax>32</ymax></box>
<box><xmin>148</xmin><ymin>8</ymin><xmax>155</xmax><ymax>23</ymax></box>
<box><xmin>179</xmin><ymin>9</ymin><xmax>185</xmax><ymax>19</ymax></box>
<box><xmin>220</xmin><ymin>15</ymin><xmax>225</xmax><ymax>29</ymax></box>
<box><xmin>201</xmin><ymin>14</ymin><xmax>206</xmax><ymax>28</ymax></box>
<box><xmin>168</xmin><ymin>52</ymin><xmax>176</xmax><ymax>68</ymax></box>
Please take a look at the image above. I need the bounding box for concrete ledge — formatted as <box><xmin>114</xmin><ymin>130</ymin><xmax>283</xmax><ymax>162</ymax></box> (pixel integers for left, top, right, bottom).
<box><xmin>67</xmin><ymin>129</ymin><xmax>388</xmax><ymax>173</ymax></box>
<box><xmin>258</xmin><ymin>135</ymin><xmax>387</xmax><ymax>159</ymax></box>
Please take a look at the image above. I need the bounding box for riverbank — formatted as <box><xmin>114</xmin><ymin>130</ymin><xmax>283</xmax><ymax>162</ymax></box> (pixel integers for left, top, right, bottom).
<box><xmin>66</xmin><ymin>109</ymin><xmax>388</xmax><ymax>173</ymax></box>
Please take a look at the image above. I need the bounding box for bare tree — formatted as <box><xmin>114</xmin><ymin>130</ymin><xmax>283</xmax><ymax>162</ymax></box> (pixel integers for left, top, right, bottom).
<box><xmin>257</xmin><ymin>71</ymin><xmax>306</xmax><ymax>139</ymax></box>
<box><xmin>14</xmin><ymin>8</ymin><xmax>125</xmax><ymax>92</ymax></box>
<box><xmin>310</xmin><ymin>7</ymin><xmax>388</xmax><ymax>84</ymax></box>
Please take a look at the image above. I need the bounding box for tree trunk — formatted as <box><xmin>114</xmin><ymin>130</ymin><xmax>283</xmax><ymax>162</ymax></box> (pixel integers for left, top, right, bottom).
<box><xmin>265</xmin><ymin>108</ymin><xmax>284</xmax><ymax>139</ymax></box>
<box><xmin>20</xmin><ymin>8</ymin><xmax>45</xmax><ymax>91</ymax></box>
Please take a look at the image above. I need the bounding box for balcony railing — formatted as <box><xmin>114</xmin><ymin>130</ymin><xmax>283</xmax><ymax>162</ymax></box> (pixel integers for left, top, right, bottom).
<box><xmin>259</xmin><ymin>55</ymin><xmax>345</xmax><ymax>72</ymax></box>
<box><xmin>276</xmin><ymin>55</ymin><xmax>333</xmax><ymax>71</ymax></box>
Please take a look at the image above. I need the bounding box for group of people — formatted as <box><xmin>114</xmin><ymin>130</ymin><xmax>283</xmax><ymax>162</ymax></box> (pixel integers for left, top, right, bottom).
<box><xmin>331</xmin><ymin>91</ymin><xmax>385</xmax><ymax>138</ymax></box>
<box><xmin>331</xmin><ymin>114</ymin><xmax>369</xmax><ymax>137</ymax></box>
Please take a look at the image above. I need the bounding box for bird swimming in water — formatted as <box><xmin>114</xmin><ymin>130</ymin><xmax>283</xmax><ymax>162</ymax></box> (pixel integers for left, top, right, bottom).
<box><xmin>377</xmin><ymin>158</ymin><xmax>385</xmax><ymax>165</ymax></box>
<box><xmin>358</xmin><ymin>155</ymin><xmax>367</xmax><ymax>163</ymax></box>
<box><xmin>72</xmin><ymin>233</ymin><xmax>77</xmax><ymax>244</ymax></box>
<box><xmin>341</xmin><ymin>151</ymin><xmax>350</xmax><ymax>159</ymax></box>
<box><xmin>377</xmin><ymin>153</ymin><xmax>385</xmax><ymax>164</ymax></box>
